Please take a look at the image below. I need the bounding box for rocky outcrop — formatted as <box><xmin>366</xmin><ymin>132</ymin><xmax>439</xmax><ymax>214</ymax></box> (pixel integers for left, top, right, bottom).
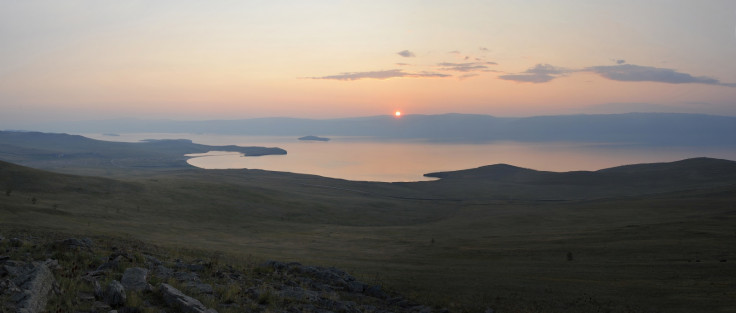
<box><xmin>160</xmin><ymin>283</ymin><xmax>217</xmax><ymax>313</ymax></box>
<box><xmin>0</xmin><ymin>233</ymin><xmax>446</xmax><ymax>313</ymax></box>
<box><xmin>2</xmin><ymin>260</ymin><xmax>58</xmax><ymax>313</ymax></box>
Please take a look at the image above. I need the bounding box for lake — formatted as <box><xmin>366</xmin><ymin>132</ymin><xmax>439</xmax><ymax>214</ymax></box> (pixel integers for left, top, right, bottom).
<box><xmin>84</xmin><ymin>133</ymin><xmax>736</xmax><ymax>182</ymax></box>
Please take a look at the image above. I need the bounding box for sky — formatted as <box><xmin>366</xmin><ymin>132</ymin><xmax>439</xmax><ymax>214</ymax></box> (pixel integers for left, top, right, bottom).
<box><xmin>1</xmin><ymin>0</ymin><xmax>736</xmax><ymax>126</ymax></box>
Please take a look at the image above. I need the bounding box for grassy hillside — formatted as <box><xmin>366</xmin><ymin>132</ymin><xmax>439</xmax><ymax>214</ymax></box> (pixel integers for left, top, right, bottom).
<box><xmin>2</xmin><ymin>155</ymin><xmax>736</xmax><ymax>312</ymax></box>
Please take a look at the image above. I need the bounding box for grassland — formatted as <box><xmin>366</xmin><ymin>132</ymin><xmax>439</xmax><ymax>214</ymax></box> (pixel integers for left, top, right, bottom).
<box><xmin>1</xmin><ymin>132</ymin><xmax>735</xmax><ymax>312</ymax></box>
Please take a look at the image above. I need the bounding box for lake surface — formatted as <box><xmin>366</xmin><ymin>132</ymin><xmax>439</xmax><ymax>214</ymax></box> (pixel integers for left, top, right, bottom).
<box><xmin>84</xmin><ymin>133</ymin><xmax>736</xmax><ymax>182</ymax></box>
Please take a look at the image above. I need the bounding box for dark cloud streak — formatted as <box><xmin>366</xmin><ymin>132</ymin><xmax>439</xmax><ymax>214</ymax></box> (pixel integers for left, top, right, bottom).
<box><xmin>586</xmin><ymin>64</ymin><xmax>732</xmax><ymax>86</ymax></box>
<box><xmin>499</xmin><ymin>63</ymin><xmax>735</xmax><ymax>87</ymax></box>
<box><xmin>498</xmin><ymin>64</ymin><xmax>571</xmax><ymax>83</ymax></box>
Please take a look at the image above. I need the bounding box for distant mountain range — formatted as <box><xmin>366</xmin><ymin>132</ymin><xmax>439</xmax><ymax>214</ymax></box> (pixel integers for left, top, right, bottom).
<box><xmin>20</xmin><ymin>113</ymin><xmax>736</xmax><ymax>146</ymax></box>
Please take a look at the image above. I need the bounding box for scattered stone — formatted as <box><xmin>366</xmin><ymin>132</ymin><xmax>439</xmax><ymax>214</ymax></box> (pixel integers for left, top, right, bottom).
<box><xmin>121</xmin><ymin>267</ymin><xmax>151</xmax><ymax>292</ymax></box>
<box><xmin>104</xmin><ymin>280</ymin><xmax>126</xmax><ymax>308</ymax></box>
<box><xmin>160</xmin><ymin>283</ymin><xmax>218</xmax><ymax>313</ymax></box>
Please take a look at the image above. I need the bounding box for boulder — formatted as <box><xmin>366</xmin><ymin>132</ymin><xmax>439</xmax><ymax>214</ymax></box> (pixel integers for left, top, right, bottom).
<box><xmin>10</xmin><ymin>261</ymin><xmax>56</xmax><ymax>313</ymax></box>
<box><xmin>160</xmin><ymin>283</ymin><xmax>217</xmax><ymax>313</ymax></box>
<box><xmin>104</xmin><ymin>280</ymin><xmax>126</xmax><ymax>307</ymax></box>
<box><xmin>121</xmin><ymin>267</ymin><xmax>151</xmax><ymax>291</ymax></box>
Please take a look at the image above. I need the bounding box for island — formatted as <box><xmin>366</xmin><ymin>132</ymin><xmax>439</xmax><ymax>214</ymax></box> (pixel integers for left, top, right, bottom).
<box><xmin>298</xmin><ymin>135</ymin><xmax>330</xmax><ymax>142</ymax></box>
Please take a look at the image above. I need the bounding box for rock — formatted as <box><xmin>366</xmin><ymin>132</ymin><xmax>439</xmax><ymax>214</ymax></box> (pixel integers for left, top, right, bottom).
<box><xmin>346</xmin><ymin>281</ymin><xmax>365</xmax><ymax>293</ymax></box>
<box><xmin>144</xmin><ymin>254</ymin><xmax>162</xmax><ymax>266</ymax></box>
<box><xmin>263</xmin><ymin>260</ymin><xmax>287</xmax><ymax>271</ymax></box>
<box><xmin>160</xmin><ymin>283</ymin><xmax>218</xmax><ymax>313</ymax></box>
<box><xmin>104</xmin><ymin>280</ymin><xmax>126</xmax><ymax>307</ymax></box>
<box><xmin>0</xmin><ymin>278</ymin><xmax>22</xmax><ymax>294</ymax></box>
<box><xmin>154</xmin><ymin>264</ymin><xmax>173</xmax><ymax>279</ymax></box>
<box><xmin>3</xmin><ymin>262</ymin><xmax>27</xmax><ymax>277</ymax></box>
<box><xmin>92</xmin><ymin>280</ymin><xmax>104</xmax><ymax>299</ymax></box>
<box><xmin>173</xmin><ymin>271</ymin><xmax>200</xmax><ymax>283</ymax></box>
<box><xmin>10</xmin><ymin>261</ymin><xmax>56</xmax><ymax>313</ymax></box>
<box><xmin>364</xmin><ymin>285</ymin><xmax>387</xmax><ymax>299</ymax></box>
<box><xmin>121</xmin><ymin>267</ymin><xmax>151</xmax><ymax>291</ymax></box>
<box><xmin>97</xmin><ymin>255</ymin><xmax>123</xmax><ymax>271</ymax></box>
<box><xmin>278</xmin><ymin>286</ymin><xmax>320</xmax><ymax>302</ymax></box>
<box><xmin>55</xmin><ymin>238</ymin><xmax>93</xmax><ymax>251</ymax></box>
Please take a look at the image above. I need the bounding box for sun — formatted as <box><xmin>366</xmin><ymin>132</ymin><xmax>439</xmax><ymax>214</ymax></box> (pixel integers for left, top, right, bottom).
<box><xmin>394</xmin><ymin>111</ymin><xmax>402</xmax><ymax>117</ymax></box>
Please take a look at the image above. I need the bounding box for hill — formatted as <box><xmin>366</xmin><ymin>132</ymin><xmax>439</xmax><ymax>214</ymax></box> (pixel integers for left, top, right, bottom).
<box><xmin>0</xmin><ymin>131</ymin><xmax>285</xmax><ymax>174</ymax></box>
<box><xmin>2</xmin><ymin>156</ymin><xmax>736</xmax><ymax>312</ymax></box>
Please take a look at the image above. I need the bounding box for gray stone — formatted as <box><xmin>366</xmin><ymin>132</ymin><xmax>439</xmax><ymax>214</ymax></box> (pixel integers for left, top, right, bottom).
<box><xmin>278</xmin><ymin>286</ymin><xmax>320</xmax><ymax>302</ymax></box>
<box><xmin>346</xmin><ymin>281</ymin><xmax>365</xmax><ymax>293</ymax></box>
<box><xmin>10</xmin><ymin>262</ymin><xmax>56</xmax><ymax>313</ymax></box>
<box><xmin>104</xmin><ymin>280</ymin><xmax>126</xmax><ymax>307</ymax></box>
<box><xmin>144</xmin><ymin>254</ymin><xmax>162</xmax><ymax>266</ymax></box>
<box><xmin>121</xmin><ymin>267</ymin><xmax>150</xmax><ymax>291</ymax></box>
<box><xmin>364</xmin><ymin>285</ymin><xmax>387</xmax><ymax>299</ymax></box>
<box><xmin>97</xmin><ymin>255</ymin><xmax>123</xmax><ymax>271</ymax></box>
<box><xmin>57</xmin><ymin>238</ymin><xmax>93</xmax><ymax>251</ymax></box>
<box><xmin>154</xmin><ymin>264</ymin><xmax>173</xmax><ymax>279</ymax></box>
<box><xmin>173</xmin><ymin>271</ymin><xmax>200</xmax><ymax>282</ymax></box>
<box><xmin>160</xmin><ymin>283</ymin><xmax>217</xmax><ymax>313</ymax></box>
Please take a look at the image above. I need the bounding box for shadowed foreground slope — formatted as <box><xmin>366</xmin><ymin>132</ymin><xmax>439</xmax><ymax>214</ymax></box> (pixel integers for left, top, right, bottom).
<box><xmin>1</xmin><ymin>157</ymin><xmax>736</xmax><ymax>312</ymax></box>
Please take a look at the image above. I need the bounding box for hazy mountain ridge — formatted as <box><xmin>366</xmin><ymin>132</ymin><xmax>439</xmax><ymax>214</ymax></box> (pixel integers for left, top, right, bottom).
<box><xmin>26</xmin><ymin>113</ymin><xmax>736</xmax><ymax>145</ymax></box>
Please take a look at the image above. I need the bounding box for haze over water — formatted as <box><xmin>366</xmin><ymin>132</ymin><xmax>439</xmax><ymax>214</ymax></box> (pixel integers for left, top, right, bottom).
<box><xmin>85</xmin><ymin>133</ymin><xmax>736</xmax><ymax>182</ymax></box>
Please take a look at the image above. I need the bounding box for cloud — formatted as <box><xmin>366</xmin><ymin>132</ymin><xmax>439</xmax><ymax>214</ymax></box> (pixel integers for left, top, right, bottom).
<box><xmin>499</xmin><ymin>62</ymin><xmax>735</xmax><ymax>87</ymax></box>
<box><xmin>458</xmin><ymin>73</ymin><xmax>479</xmax><ymax>80</ymax></box>
<box><xmin>498</xmin><ymin>73</ymin><xmax>557</xmax><ymax>83</ymax></box>
<box><xmin>448</xmin><ymin>50</ymin><xmax>461</xmax><ymax>54</ymax></box>
<box><xmin>498</xmin><ymin>63</ymin><xmax>572</xmax><ymax>83</ymax></box>
<box><xmin>586</xmin><ymin>64</ymin><xmax>734</xmax><ymax>86</ymax></box>
<box><xmin>479</xmin><ymin>47</ymin><xmax>489</xmax><ymax>51</ymax></box>
<box><xmin>308</xmin><ymin>69</ymin><xmax>450</xmax><ymax>81</ymax></box>
<box><xmin>397</xmin><ymin>50</ymin><xmax>415</xmax><ymax>58</ymax></box>
<box><xmin>438</xmin><ymin>62</ymin><xmax>497</xmax><ymax>72</ymax></box>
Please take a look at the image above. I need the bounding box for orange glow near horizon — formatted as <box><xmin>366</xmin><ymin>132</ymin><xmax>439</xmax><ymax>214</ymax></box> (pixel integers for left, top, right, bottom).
<box><xmin>395</xmin><ymin>111</ymin><xmax>402</xmax><ymax>117</ymax></box>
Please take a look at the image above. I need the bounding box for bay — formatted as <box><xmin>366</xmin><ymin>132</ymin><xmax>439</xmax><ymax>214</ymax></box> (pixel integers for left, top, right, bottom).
<box><xmin>83</xmin><ymin>133</ymin><xmax>736</xmax><ymax>182</ymax></box>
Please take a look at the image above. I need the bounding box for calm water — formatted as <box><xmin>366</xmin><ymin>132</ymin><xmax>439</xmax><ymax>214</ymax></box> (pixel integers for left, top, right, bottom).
<box><xmin>84</xmin><ymin>133</ymin><xmax>736</xmax><ymax>182</ymax></box>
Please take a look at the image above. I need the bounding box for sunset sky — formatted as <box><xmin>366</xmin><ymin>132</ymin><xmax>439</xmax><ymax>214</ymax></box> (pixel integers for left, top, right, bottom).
<box><xmin>2</xmin><ymin>0</ymin><xmax>735</xmax><ymax>126</ymax></box>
